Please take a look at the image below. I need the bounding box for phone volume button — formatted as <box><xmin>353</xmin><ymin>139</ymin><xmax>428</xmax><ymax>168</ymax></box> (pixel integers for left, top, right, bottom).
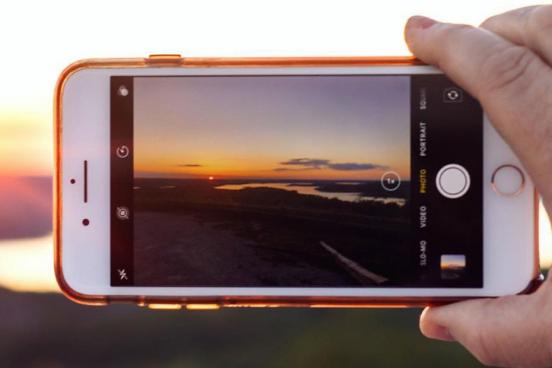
<box><xmin>146</xmin><ymin>54</ymin><xmax>183</xmax><ymax>65</ymax></box>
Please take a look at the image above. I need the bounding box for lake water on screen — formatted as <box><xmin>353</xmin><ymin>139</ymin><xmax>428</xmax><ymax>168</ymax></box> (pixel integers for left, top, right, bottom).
<box><xmin>215</xmin><ymin>182</ymin><xmax>405</xmax><ymax>206</ymax></box>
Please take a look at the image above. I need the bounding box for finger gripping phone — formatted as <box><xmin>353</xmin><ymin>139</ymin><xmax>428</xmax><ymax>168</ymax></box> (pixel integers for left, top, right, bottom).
<box><xmin>54</xmin><ymin>55</ymin><xmax>540</xmax><ymax>308</ymax></box>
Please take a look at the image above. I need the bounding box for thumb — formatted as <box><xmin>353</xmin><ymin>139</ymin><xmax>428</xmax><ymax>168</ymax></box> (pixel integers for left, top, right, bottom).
<box><xmin>404</xmin><ymin>14</ymin><xmax>552</xmax><ymax>216</ymax></box>
<box><xmin>420</xmin><ymin>294</ymin><xmax>552</xmax><ymax>367</ymax></box>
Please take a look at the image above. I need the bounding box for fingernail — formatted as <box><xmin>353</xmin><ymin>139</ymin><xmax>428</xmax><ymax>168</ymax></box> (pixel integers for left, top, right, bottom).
<box><xmin>430</xmin><ymin>325</ymin><xmax>456</xmax><ymax>342</ymax></box>
<box><xmin>407</xmin><ymin>15</ymin><xmax>437</xmax><ymax>30</ymax></box>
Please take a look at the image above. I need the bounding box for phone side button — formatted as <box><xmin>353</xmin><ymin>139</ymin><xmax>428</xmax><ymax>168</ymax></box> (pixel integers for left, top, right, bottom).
<box><xmin>147</xmin><ymin>54</ymin><xmax>182</xmax><ymax>59</ymax></box>
<box><xmin>146</xmin><ymin>303</ymin><xmax>182</xmax><ymax>310</ymax></box>
<box><xmin>491</xmin><ymin>164</ymin><xmax>525</xmax><ymax>197</ymax></box>
<box><xmin>146</xmin><ymin>54</ymin><xmax>184</xmax><ymax>66</ymax></box>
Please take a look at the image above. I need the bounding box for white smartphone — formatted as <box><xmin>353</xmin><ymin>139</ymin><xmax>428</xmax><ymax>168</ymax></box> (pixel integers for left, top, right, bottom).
<box><xmin>55</xmin><ymin>56</ymin><xmax>539</xmax><ymax>308</ymax></box>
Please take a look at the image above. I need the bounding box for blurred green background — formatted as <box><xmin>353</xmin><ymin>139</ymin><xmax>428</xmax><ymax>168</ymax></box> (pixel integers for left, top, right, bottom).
<box><xmin>0</xmin><ymin>288</ymin><xmax>481</xmax><ymax>367</ymax></box>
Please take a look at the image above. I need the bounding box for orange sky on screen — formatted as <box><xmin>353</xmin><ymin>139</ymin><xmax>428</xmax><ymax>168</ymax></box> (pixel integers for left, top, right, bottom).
<box><xmin>135</xmin><ymin>160</ymin><xmax>410</xmax><ymax>181</ymax></box>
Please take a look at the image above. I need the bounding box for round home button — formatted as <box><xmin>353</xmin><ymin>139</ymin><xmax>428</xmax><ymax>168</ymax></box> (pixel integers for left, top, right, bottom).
<box><xmin>491</xmin><ymin>164</ymin><xmax>525</xmax><ymax>196</ymax></box>
<box><xmin>436</xmin><ymin>164</ymin><xmax>471</xmax><ymax>199</ymax></box>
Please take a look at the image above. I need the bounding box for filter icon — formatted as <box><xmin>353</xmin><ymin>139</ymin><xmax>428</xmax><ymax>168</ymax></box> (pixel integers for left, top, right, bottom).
<box><xmin>116</xmin><ymin>206</ymin><xmax>130</xmax><ymax>220</ymax></box>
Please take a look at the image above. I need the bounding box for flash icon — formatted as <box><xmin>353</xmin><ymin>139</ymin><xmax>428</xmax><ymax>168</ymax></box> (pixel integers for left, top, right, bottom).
<box><xmin>117</xmin><ymin>269</ymin><xmax>128</xmax><ymax>281</ymax></box>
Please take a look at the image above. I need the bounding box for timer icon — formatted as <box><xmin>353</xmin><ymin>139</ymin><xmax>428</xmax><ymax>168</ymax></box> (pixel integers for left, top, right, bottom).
<box><xmin>116</xmin><ymin>145</ymin><xmax>130</xmax><ymax>159</ymax></box>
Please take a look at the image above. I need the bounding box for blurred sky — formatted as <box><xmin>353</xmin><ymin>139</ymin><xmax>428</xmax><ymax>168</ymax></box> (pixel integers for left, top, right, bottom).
<box><xmin>0</xmin><ymin>0</ymin><xmax>549</xmax><ymax>292</ymax></box>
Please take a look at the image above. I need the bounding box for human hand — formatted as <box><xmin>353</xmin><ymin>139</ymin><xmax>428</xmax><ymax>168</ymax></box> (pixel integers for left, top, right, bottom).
<box><xmin>404</xmin><ymin>5</ymin><xmax>552</xmax><ymax>367</ymax></box>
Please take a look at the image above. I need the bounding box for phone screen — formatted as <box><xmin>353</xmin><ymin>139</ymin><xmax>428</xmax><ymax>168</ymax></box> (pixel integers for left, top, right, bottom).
<box><xmin>110</xmin><ymin>73</ymin><xmax>483</xmax><ymax>288</ymax></box>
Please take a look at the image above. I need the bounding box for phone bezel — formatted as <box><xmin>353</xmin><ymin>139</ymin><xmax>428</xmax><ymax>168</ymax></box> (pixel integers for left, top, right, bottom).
<box><xmin>55</xmin><ymin>58</ymin><xmax>540</xmax><ymax>306</ymax></box>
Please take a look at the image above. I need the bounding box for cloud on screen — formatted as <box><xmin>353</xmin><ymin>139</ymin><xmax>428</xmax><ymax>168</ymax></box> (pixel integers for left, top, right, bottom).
<box><xmin>276</xmin><ymin>158</ymin><xmax>387</xmax><ymax>171</ymax></box>
<box><xmin>176</xmin><ymin>163</ymin><xmax>203</xmax><ymax>168</ymax></box>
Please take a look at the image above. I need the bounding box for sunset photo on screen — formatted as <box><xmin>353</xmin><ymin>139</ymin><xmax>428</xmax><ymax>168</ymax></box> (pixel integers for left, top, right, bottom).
<box><xmin>131</xmin><ymin>75</ymin><xmax>411</xmax><ymax>287</ymax></box>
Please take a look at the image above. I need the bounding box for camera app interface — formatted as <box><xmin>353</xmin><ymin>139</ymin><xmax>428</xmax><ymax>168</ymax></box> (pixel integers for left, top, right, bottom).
<box><xmin>110</xmin><ymin>74</ymin><xmax>483</xmax><ymax>288</ymax></box>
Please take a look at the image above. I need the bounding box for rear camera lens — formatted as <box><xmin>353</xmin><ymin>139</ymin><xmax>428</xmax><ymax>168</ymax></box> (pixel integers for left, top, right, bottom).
<box><xmin>82</xmin><ymin>218</ymin><xmax>90</xmax><ymax>226</ymax></box>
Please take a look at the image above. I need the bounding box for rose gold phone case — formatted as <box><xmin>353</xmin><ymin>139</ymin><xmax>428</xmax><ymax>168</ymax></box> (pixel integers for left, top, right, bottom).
<box><xmin>54</xmin><ymin>55</ymin><xmax>542</xmax><ymax>309</ymax></box>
